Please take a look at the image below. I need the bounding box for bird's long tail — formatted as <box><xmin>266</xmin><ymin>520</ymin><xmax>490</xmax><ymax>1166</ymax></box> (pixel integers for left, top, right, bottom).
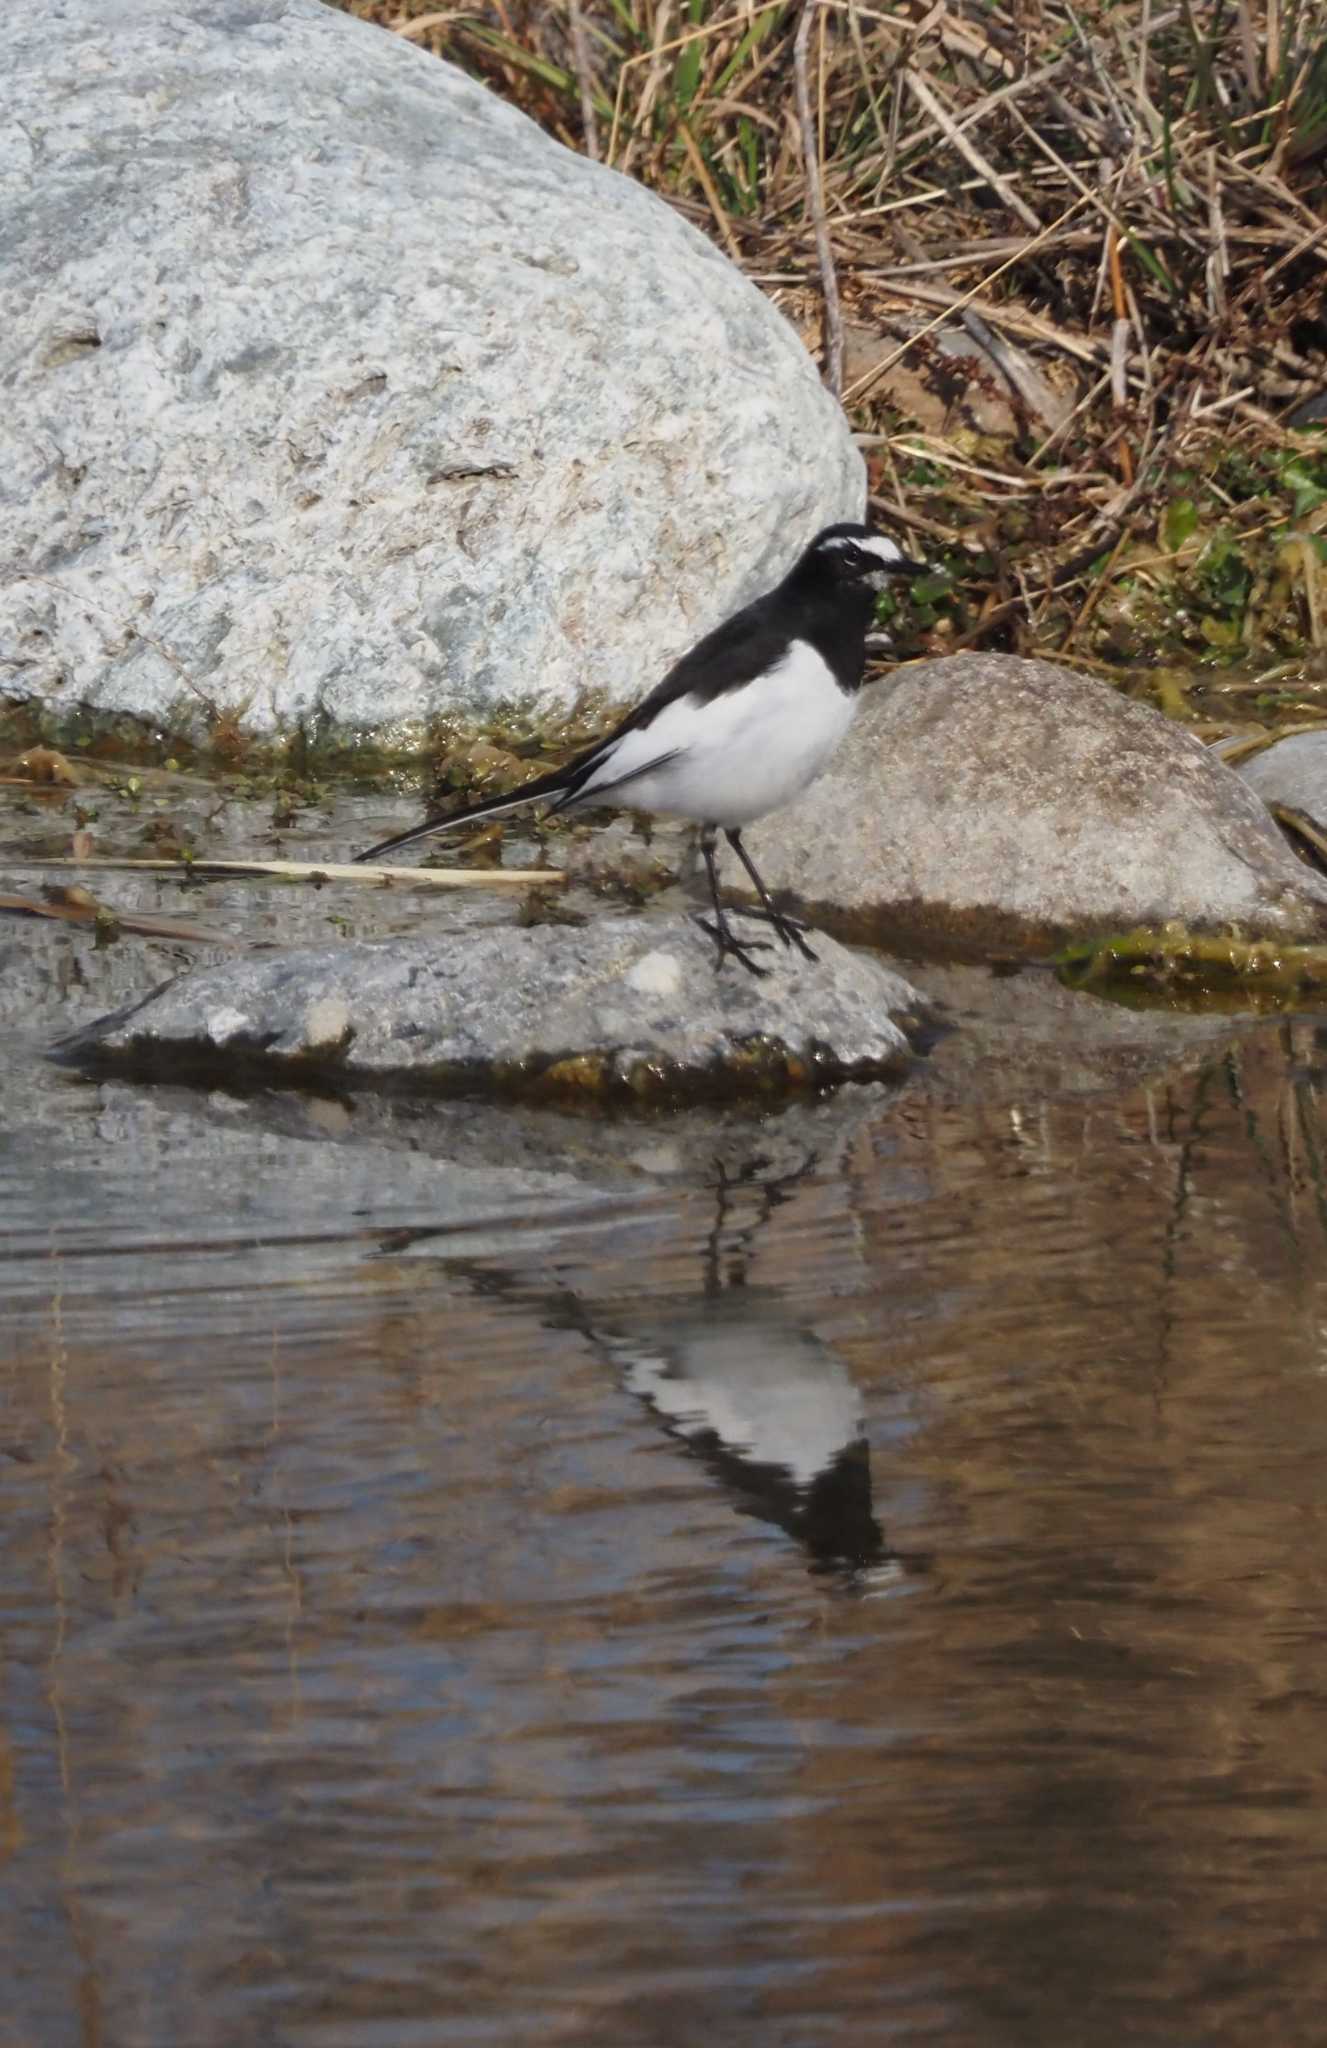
<box><xmin>353</xmin><ymin>761</ymin><xmax>573</xmax><ymax>864</ymax></box>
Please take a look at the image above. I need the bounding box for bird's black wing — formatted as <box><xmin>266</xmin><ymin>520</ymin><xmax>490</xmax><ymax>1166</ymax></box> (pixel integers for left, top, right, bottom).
<box><xmin>537</xmin><ymin>590</ymin><xmax>796</xmax><ymax>812</ymax></box>
<box><xmin>354</xmin><ymin>591</ymin><xmax>794</xmax><ymax>862</ymax></box>
<box><xmin>610</xmin><ymin>590</ymin><xmax>796</xmax><ymax>735</ymax></box>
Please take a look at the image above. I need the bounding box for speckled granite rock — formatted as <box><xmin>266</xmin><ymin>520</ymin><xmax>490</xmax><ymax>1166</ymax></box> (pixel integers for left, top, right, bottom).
<box><xmin>0</xmin><ymin>0</ymin><xmax>860</xmax><ymax>748</ymax></box>
<box><xmin>726</xmin><ymin>653</ymin><xmax>1327</xmax><ymax>953</ymax></box>
<box><xmin>56</xmin><ymin>917</ymin><xmax>928</xmax><ymax>1099</ymax></box>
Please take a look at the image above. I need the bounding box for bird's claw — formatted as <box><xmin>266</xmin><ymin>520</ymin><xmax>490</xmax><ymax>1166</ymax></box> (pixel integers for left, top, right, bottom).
<box><xmin>694</xmin><ymin>914</ymin><xmax>773</xmax><ymax>978</ymax></box>
<box><xmin>732</xmin><ymin>906</ymin><xmax>819</xmax><ymax>961</ymax></box>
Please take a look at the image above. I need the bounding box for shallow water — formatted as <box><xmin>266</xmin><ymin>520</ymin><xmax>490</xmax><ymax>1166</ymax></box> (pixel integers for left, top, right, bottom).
<box><xmin>5</xmin><ymin>784</ymin><xmax>1327</xmax><ymax>2045</ymax></box>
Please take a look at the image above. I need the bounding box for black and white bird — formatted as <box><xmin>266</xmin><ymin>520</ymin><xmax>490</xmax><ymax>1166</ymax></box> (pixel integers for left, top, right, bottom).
<box><xmin>354</xmin><ymin>521</ymin><xmax>926</xmax><ymax>973</ymax></box>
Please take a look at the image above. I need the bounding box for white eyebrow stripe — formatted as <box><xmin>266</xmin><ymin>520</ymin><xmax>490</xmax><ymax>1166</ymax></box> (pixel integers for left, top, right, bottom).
<box><xmin>823</xmin><ymin>532</ymin><xmax>904</xmax><ymax>563</ymax></box>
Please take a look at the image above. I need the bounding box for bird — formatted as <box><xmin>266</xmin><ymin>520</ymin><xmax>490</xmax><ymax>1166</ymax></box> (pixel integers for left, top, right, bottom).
<box><xmin>354</xmin><ymin>520</ymin><xmax>927</xmax><ymax>974</ymax></box>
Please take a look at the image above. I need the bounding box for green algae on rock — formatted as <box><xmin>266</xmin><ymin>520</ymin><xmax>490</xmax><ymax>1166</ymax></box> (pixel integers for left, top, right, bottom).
<box><xmin>1056</xmin><ymin>922</ymin><xmax>1327</xmax><ymax>1007</ymax></box>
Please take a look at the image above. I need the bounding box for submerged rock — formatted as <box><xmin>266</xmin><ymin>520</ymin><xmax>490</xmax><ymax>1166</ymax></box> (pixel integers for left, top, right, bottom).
<box><xmin>56</xmin><ymin>917</ymin><xmax>928</xmax><ymax>1100</ymax></box>
<box><xmin>0</xmin><ymin>0</ymin><xmax>859</xmax><ymax>749</ymax></box>
<box><xmin>726</xmin><ymin>653</ymin><xmax>1327</xmax><ymax>954</ymax></box>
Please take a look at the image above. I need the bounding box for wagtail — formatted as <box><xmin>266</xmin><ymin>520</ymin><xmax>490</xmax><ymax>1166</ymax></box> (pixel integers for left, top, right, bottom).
<box><xmin>355</xmin><ymin>522</ymin><xmax>926</xmax><ymax>974</ymax></box>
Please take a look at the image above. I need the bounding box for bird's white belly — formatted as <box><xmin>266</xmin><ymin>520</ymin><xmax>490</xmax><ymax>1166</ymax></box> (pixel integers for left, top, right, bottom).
<box><xmin>581</xmin><ymin>639</ymin><xmax>857</xmax><ymax>829</ymax></box>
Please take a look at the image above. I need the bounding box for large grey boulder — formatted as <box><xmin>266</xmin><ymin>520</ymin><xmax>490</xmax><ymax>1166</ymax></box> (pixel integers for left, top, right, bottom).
<box><xmin>57</xmin><ymin>916</ymin><xmax>927</xmax><ymax>1098</ymax></box>
<box><xmin>725</xmin><ymin>654</ymin><xmax>1327</xmax><ymax>952</ymax></box>
<box><xmin>0</xmin><ymin>0</ymin><xmax>860</xmax><ymax>749</ymax></box>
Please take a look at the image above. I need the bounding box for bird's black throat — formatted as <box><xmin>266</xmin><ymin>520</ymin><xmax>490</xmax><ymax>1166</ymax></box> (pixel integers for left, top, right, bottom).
<box><xmin>784</xmin><ymin>580</ymin><xmax>880</xmax><ymax>694</ymax></box>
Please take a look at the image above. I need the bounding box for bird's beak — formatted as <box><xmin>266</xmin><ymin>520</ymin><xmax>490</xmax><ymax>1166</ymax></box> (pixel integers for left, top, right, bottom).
<box><xmin>868</xmin><ymin>555</ymin><xmax>929</xmax><ymax>591</ymax></box>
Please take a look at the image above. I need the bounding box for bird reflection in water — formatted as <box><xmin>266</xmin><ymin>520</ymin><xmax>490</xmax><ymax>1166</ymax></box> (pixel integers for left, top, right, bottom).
<box><xmin>589</xmin><ymin>1160</ymin><xmax>906</xmax><ymax>1587</ymax></box>
<box><xmin>382</xmin><ymin>1152</ymin><xmax>917</xmax><ymax>1592</ymax></box>
<box><xmin>605</xmin><ymin>1288</ymin><xmax>896</xmax><ymax>1584</ymax></box>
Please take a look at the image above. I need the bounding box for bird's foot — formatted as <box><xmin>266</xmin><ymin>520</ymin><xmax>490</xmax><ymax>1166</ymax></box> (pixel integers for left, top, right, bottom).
<box><xmin>732</xmin><ymin>905</ymin><xmax>819</xmax><ymax>962</ymax></box>
<box><xmin>694</xmin><ymin>914</ymin><xmax>773</xmax><ymax>978</ymax></box>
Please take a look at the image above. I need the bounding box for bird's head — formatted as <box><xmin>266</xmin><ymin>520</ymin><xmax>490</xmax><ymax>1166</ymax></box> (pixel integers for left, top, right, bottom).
<box><xmin>801</xmin><ymin>521</ymin><xmax>928</xmax><ymax>593</ymax></box>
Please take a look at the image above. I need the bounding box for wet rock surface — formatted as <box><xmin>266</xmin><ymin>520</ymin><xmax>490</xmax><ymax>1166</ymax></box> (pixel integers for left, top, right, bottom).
<box><xmin>92</xmin><ymin>960</ymin><xmax>1242</xmax><ymax>1195</ymax></box>
<box><xmin>0</xmin><ymin>0</ymin><xmax>859</xmax><ymax>747</ymax></box>
<box><xmin>727</xmin><ymin>653</ymin><xmax>1327</xmax><ymax>953</ymax></box>
<box><xmin>0</xmin><ymin>765</ymin><xmax>1289</xmax><ymax>1312</ymax></box>
<box><xmin>57</xmin><ymin>916</ymin><xmax>928</xmax><ymax>1100</ymax></box>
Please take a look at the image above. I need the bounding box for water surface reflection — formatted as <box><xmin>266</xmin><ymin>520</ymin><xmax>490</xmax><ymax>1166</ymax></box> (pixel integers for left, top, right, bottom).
<box><xmin>5</xmin><ymin>988</ymin><xmax>1327</xmax><ymax>2045</ymax></box>
<box><xmin>423</xmin><ymin>1158</ymin><xmax>913</xmax><ymax>1585</ymax></box>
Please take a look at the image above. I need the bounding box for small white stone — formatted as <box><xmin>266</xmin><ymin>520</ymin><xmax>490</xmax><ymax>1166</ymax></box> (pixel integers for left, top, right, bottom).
<box><xmin>205</xmin><ymin>1006</ymin><xmax>250</xmax><ymax>1044</ymax></box>
<box><xmin>302</xmin><ymin>996</ymin><xmax>351</xmax><ymax>1050</ymax></box>
<box><xmin>624</xmin><ymin>949</ymin><xmax>683</xmax><ymax>997</ymax></box>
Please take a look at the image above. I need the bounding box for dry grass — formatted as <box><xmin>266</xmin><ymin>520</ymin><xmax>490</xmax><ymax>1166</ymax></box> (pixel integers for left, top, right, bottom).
<box><xmin>332</xmin><ymin>0</ymin><xmax>1327</xmax><ymax>693</ymax></box>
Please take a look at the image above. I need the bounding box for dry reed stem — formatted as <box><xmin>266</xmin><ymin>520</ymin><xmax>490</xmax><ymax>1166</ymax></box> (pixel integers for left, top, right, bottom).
<box><xmin>794</xmin><ymin>0</ymin><xmax>844</xmax><ymax>393</ymax></box>
<box><xmin>842</xmin><ymin>191</ymin><xmax>1097</xmax><ymax>403</ymax></box>
<box><xmin>0</xmin><ymin>891</ymin><xmax>250</xmax><ymax>948</ymax></box>
<box><xmin>1298</xmin><ymin>538</ymin><xmax>1323</xmax><ymax>647</ymax></box>
<box><xmin>388</xmin><ymin>9</ymin><xmax>467</xmax><ymax>38</ymax></box>
<box><xmin>565</xmin><ymin>0</ymin><xmax>600</xmax><ymax>160</ymax></box>
<box><xmin>678</xmin><ymin>121</ymin><xmax>743</xmax><ymax>260</ymax></box>
<box><xmin>1219</xmin><ymin>718</ymin><xmax>1327</xmax><ymax>764</ymax></box>
<box><xmin>23</xmin><ymin>856</ymin><xmax>567</xmax><ymax>888</ymax></box>
<box><xmin>903</xmin><ymin>69</ymin><xmax>1043</xmax><ymax>231</ymax></box>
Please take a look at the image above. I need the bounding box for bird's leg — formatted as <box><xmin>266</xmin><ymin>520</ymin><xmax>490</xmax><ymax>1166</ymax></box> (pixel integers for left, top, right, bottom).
<box><xmin>694</xmin><ymin>824</ymin><xmax>772</xmax><ymax>977</ymax></box>
<box><xmin>725</xmin><ymin>829</ymin><xmax>818</xmax><ymax>962</ymax></box>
